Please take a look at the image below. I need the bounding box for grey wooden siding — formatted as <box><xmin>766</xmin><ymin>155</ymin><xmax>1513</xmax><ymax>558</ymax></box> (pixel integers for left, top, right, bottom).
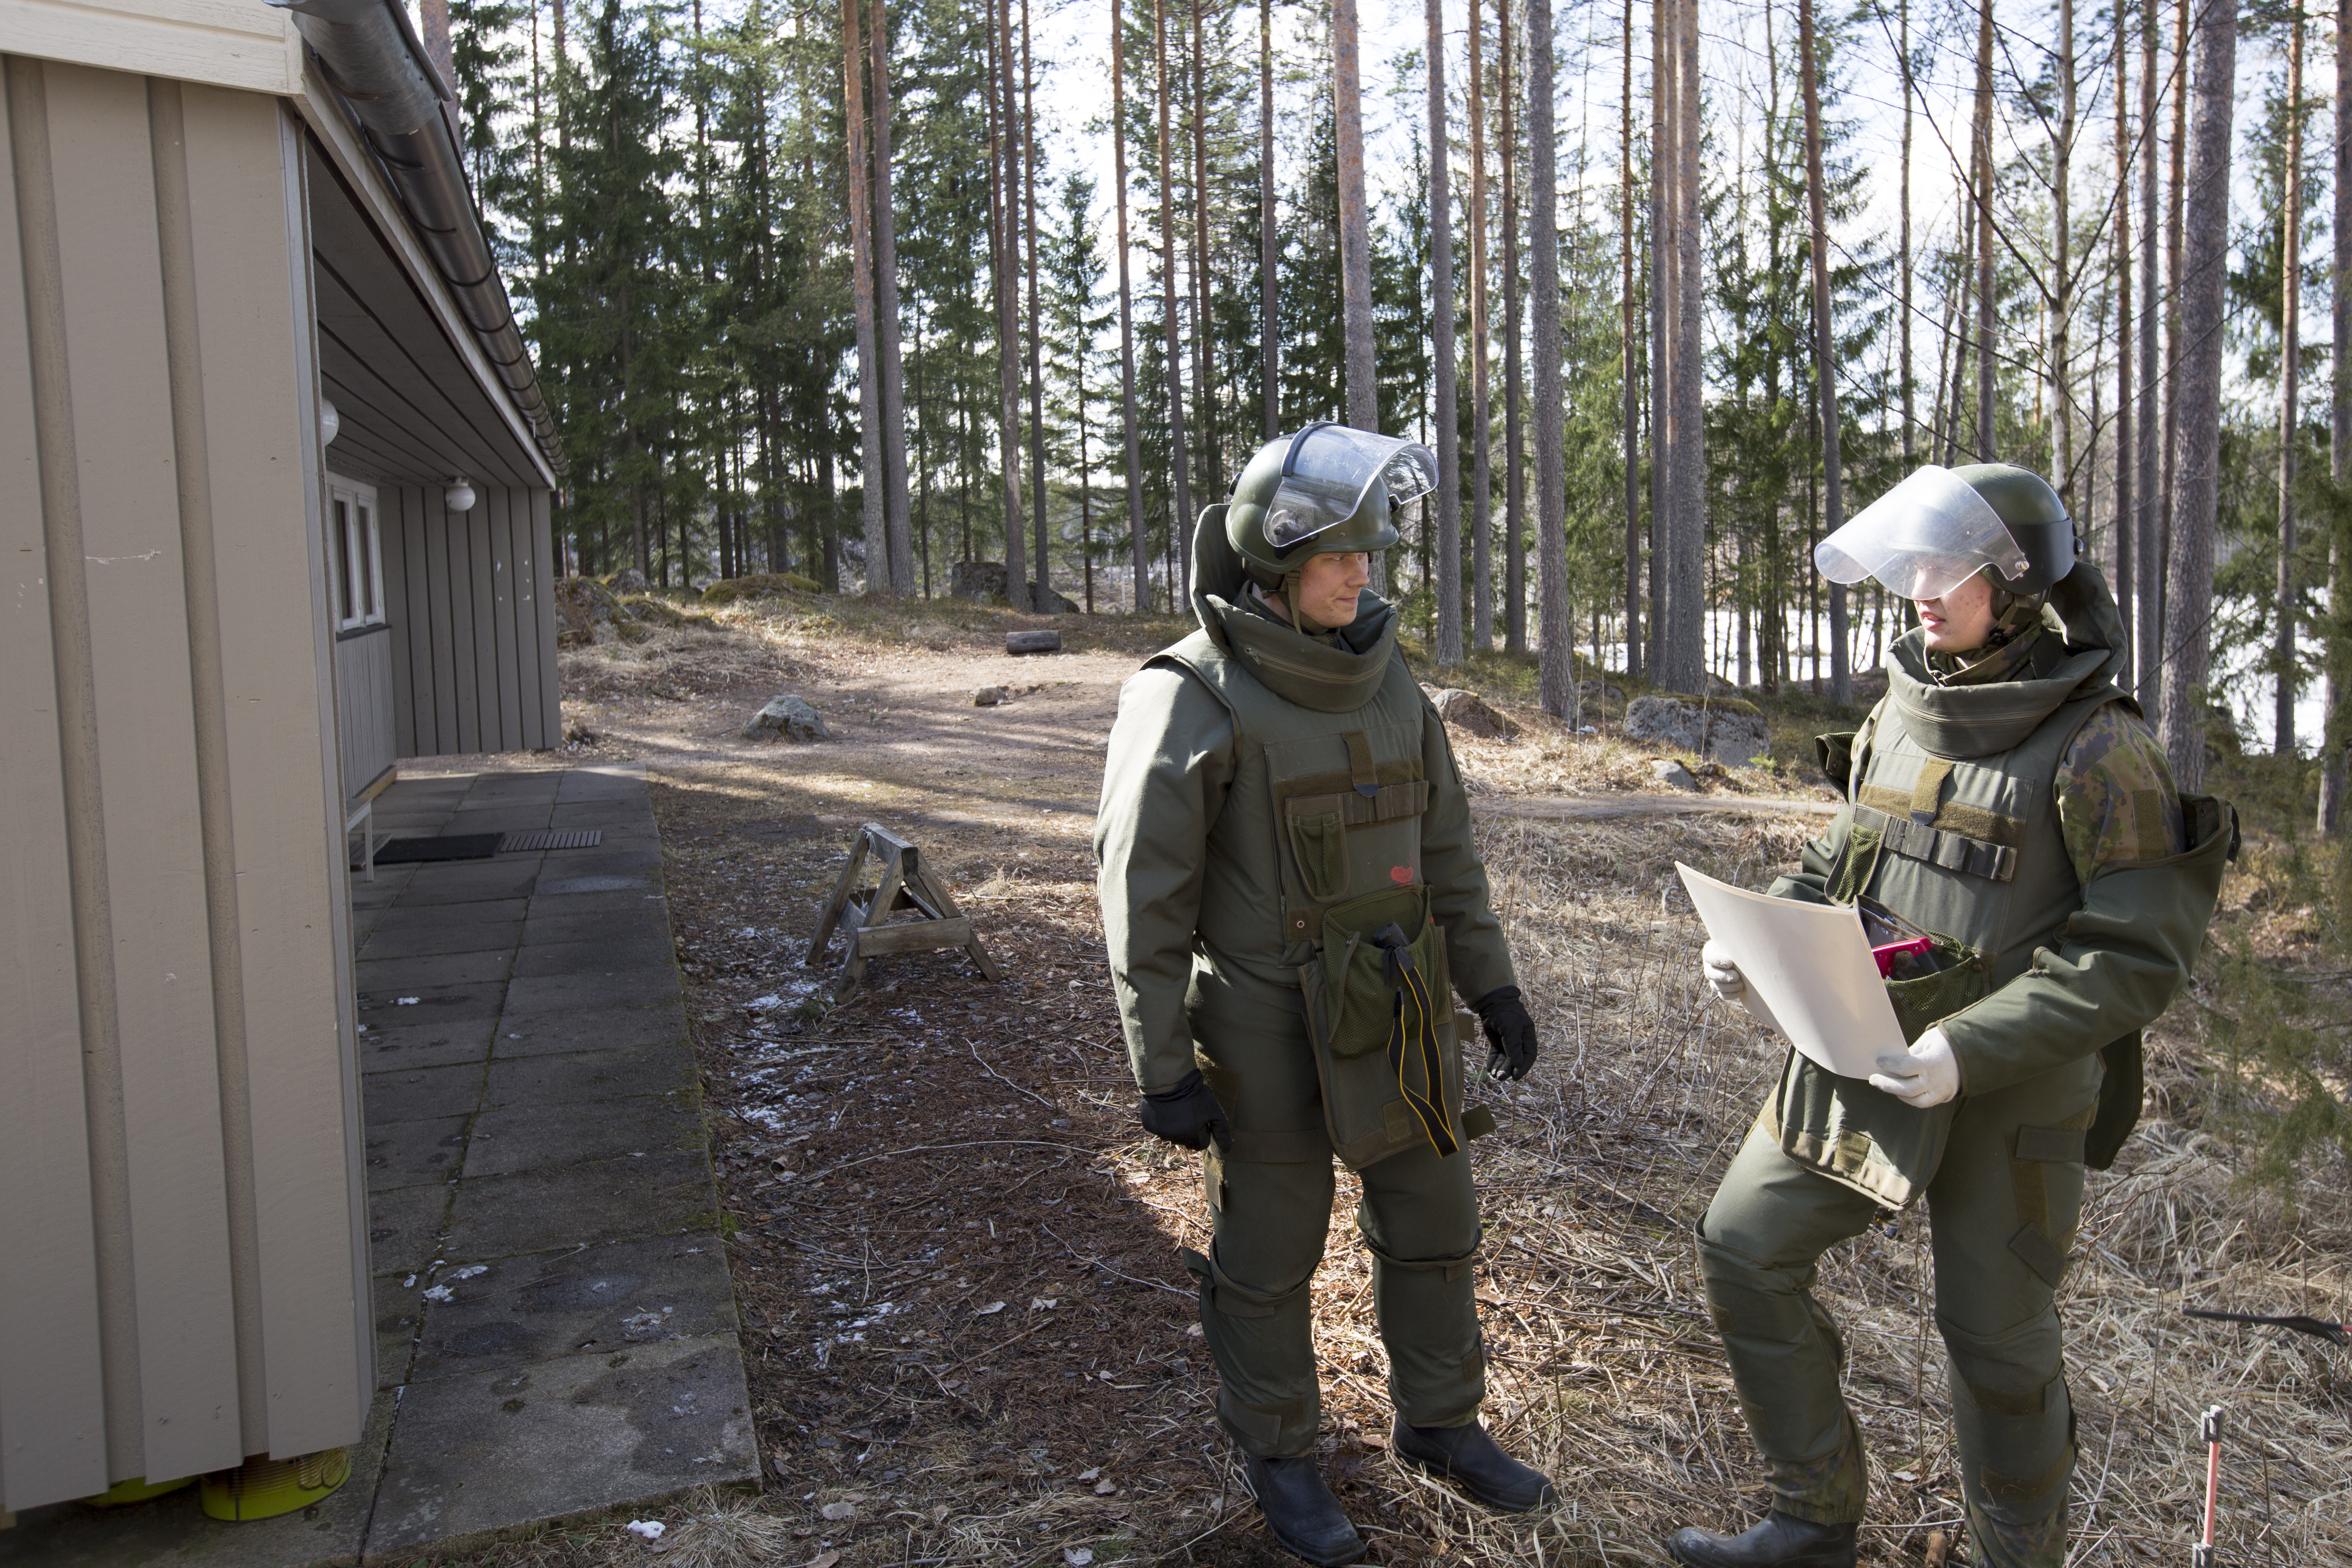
<box><xmin>335</xmin><ymin>625</ymin><xmax>398</xmax><ymax>794</ymax></box>
<box><xmin>0</xmin><ymin>61</ymin><xmax>369</xmax><ymax>1510</ymax></box>
<box><xmin>378</xmin><ymin>482</ymin><xmax>562</xmax><ymax>756</ymax></box>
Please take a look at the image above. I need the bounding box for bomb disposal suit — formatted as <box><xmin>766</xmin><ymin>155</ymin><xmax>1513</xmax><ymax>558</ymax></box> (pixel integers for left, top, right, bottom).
<box><xmin>1094</xmin><ymin>427</ymin><xmax>1551</xmax><ymax>1564</ymax></box>
<box><xmin>1671</xmin><ymin>465</ymin><xmax>2233</xmax><ymax>1568</ymax></box>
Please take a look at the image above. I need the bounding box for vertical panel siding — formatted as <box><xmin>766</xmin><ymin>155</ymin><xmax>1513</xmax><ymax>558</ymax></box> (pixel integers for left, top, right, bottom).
<box><xmin>335</xmin><ymin>629</ymin><xmax>397</xmax><ymax>792</ymax></box>
<box><xmin>379</xmin><ymin>482</ymin><xmax>561</xmax><ymax>756</ymax></box>
<box><xmin>46</xmin><ymin>58</ymin><xmax>245</xmax><ymax>1488</ymax></box>
<box><xmin>382</xmin><ymin>480</ymin><xmax>422</xmax><ymax>757</ymax></box>
<box><xmin>0</xmin><ymin>53</ymin><xmax>110</xmax><ymax>1513</ymax></box>
<box><xmin>489</xmin><ymin>490</ymin><xmax>523</xmax><ymax>750</ymax></box>
<box><xmin>207</xmin><ymin>91</ymin><xmax>368</xmax><ymax>1460</ymax></box>
<box><xmin>0</xmin><ymin>60</ymin><xmax>368</xmax><ymax>1510</ymax></box>
<box><xmin>531</xmin><ymin>488</ymin><xmax>561</xmax><ymax>737</ymax></box>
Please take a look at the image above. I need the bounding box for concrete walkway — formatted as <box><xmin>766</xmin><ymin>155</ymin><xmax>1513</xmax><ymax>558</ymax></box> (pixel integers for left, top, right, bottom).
<box><xmin>0</xmin><ymin>764</ymin><xmax>755</xmax><ymax>1567</ymax></box>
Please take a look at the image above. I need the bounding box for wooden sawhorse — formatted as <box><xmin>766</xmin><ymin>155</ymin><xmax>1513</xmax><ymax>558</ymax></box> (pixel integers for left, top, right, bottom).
<box><xmin>806</xmin><ymin>823</ymin><xmax>1002</xmax><ymax>1000</ymax></box>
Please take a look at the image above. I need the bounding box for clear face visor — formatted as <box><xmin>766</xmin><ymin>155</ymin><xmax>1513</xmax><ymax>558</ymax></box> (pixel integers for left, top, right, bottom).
<box><xmin>1263</xmin><ymin>425</ymin><xmax>1439</xmax><ymax>551</ymax></box>
<box><xmin>1814</xmin><ymin>465</ymin><xmax>2031</xmax><ymax>602</ymax></box>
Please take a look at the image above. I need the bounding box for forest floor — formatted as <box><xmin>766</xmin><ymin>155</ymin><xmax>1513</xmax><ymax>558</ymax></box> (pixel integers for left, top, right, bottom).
<box><xmin>435</xmin><ymin>588</ymin><xmax>2350</xmax><ymax>1568</ymax></box>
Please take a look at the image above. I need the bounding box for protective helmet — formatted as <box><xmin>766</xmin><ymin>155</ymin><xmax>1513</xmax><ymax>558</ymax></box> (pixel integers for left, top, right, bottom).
<box><xmin>1816</xmin><ymin>462</ymin><xmax>2078</xmax><ymax>601</ymax></box>
<box><xmin>1226</xmin><ymin>423</ymin><xmax>1434</xmax><ymax>590</ymax></box>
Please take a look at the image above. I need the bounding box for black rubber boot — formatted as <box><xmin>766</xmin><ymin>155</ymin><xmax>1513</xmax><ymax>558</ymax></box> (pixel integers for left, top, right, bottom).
<box><xmin>1391</xmin><ymin>1419</ymin><xmax>1557</xmax><ymax>1513</ymax></box>
<box><xmin>1242</xmin><ymin>1453</ymin><xmax>1365</xmax><ymax>1567</ymax></box>
<box><xmin>1665</xmin><ymin>1511</ymin><xmax>1859</xmax><ymax>1568</ymax></box>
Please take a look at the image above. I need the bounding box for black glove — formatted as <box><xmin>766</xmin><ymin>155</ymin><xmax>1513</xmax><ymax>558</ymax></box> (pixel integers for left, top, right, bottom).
<box><xmin>1473</xmin><ymin>987</ymin><xmax>1540</xmax><ymax>1082</ymax></box>
<box><xmin>1137</xmin><ymin>1069</ymin><xmax>1233</xmax><ymax>1152</ymax></box>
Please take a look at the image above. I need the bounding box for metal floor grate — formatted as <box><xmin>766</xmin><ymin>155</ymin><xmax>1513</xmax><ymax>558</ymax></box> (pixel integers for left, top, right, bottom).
<box><xmin>497</xmin><ymin>829</ymin><xmax>603</xmax><ymax>852</ymax></box>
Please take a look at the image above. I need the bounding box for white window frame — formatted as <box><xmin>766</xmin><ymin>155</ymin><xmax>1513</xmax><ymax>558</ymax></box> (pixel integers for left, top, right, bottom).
<box><xmin>326</xmin><ymin>476</ymin><xmax>385</xmax><ymax>632</ymax></box>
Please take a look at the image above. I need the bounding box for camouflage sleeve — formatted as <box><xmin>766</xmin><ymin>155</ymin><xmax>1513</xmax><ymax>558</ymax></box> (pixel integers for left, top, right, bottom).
<box><xmin>2055</xmin><ymin>704</ymin><xmax>2184</xmax><ymax>883</ymax></box>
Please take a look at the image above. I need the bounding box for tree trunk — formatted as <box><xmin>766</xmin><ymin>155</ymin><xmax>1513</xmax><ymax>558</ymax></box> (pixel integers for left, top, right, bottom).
<box><xmin>1260</xmin><ymin>0</ymin><xmax>1278</xmax><ymax>440</ymax></box>
<box><xmin>2157</xmin><ymin>0</ymin><xmax>2237</xmax><ymax>790</ymax></box>
<box><xmin>1619</xmin><ymin>0</ymin><xmax>1640</xmax><ymax>676</ymax></box>
<box><xmin>870</xmin><ymin>0</ymin><xmax>913</xmax><ymax>593</ymax></box>
<box><xmin>2137</xmin><ymin>0</ymin><xmax>2162</xmax><ymax>703</ymax></box>
<box><xmin>1190</xmin><ymin>0</ymin><xmax>1215</xmax><ymax>499</ymax></box>
<box><xmin>2050</xmin><ymin>0</ymin><xmax>2073</xmax><ymax>506</ymax></box>
<box><xmin>1154</xmin><ymin>0</ymin><xmax>1192</xmax><ymax>597</ymax></box>
<box><xmin>1467</xmin><ymin>0</ymin><xmax>1493</xmax><ymax>653</ymax></box>
<box><xmin>1333</xmin><ymin>0</ymin><xmax>1376</xmax><ymax>423</ymax></box>
<box><xmin>2160</xmin><ymin>0</ymin><xmax>2188</xmax><ymax>650</ymax></box>
<box><xmin>1501</xmin><ymin>0</ymin><xmax>1526</xmax><ymax>652</ymax></box>
<box><xmin>1798</xmin><ymin>0</ymin><xmax>1846</xmax><ymax>705</ymax></box>
<box><xmin>1429</xmin><ymin>0</ymin><xmax>1463</xmax><ymax>664</ymax></box>
<box><xmin>1024</xmin><ymin>0</ymin><xmax>1049</xmax><ymax>610</ymax></box>
<box><xmin>1647</xmin><ymin>0</ymin><xmax>1670</xmax><ymax>677</ymax></box>
<box><xmin>842</xmin><ymin>0</ymin><xmax>888</xmax><ymax>592</ymax></box>
<box><xmin>1898</xmin><ymin>0</ymin><xmax>1913</xmax><ymax>471</ymax></box>
<box><xmin>1335</xmin><ymin>0</ymin><xmax>1378</xmax><ymax>508</ymax></box>
<box><xmin>1973</xmin><ymin>0</ymin><xmax>1995</xmax><ymax>459</ymax></box>
<box><xmin>990</xmin><ymin>0</ymin><xmax>1027</xmax><ymax>600</ymax></box>
<box><xmin>1114</xmin><ymin>0</ymin><xmax>1151</xmax><ymax>611</ymax></box>
<box><xmin>2274</xmin><ymin>5</ymin><xmax>2301</xmax><ymax>757</ymax></box>
<box><xmin>2111</xmin><ymin>0</ymin><xmax>2132</xmax><ymax>667</ymax></box>
<box><xmin>1662</xmin><ymin>0</ymin><xmax>1703</xmax><ymax>692</ymax></box>
<box><xmin>1529</xmin><ymin>0</ymin><xmax>1572</xmax><ymax>717</ymax></box>
<box><xmin>2323</xmin><ymin>0</ymin><xmax>2352</xmax><ymax>829</ymax></box>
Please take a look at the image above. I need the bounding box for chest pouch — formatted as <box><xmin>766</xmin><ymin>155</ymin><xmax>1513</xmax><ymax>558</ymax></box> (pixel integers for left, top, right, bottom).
<box><xmin>1297</xmin><ymin>883</ymin><xmax>1465</xmax><ymax>1170</ymax></box>
<box><xmin>1831</xmin><ymin>826</ymin><xmax>1993</xmax><ymax>1045</ymax></box>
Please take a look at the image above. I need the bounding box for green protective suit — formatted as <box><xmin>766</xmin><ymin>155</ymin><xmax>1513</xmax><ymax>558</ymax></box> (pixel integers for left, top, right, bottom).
<box><xmin>1094</xmin><ymin>511</ymin><xmax>1517</xmax><ymax>1457</ymax></box>
<box><xmin>1697</xmin><ymin>566</ymin><xmax>2232</xmax><ymax>1567</ymax></box>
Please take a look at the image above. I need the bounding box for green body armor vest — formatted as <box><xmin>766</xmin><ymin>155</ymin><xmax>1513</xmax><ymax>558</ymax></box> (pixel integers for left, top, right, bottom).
<box><xmin>1770</xmin><ymin>675</ymin><xmax>2125</xmax><ymax>1207</ymax></box>
<box><xmin>1153</xmin><ymin>628</ymin><xmax>1484</xmax><ymax>1169</ymax></box>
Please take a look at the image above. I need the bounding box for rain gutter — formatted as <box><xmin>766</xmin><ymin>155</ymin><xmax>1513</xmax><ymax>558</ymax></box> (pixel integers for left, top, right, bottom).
<box><xmin>267</xmin><ymin>0</ymin><xmax>565</xmax><ymax>475</ymax></box>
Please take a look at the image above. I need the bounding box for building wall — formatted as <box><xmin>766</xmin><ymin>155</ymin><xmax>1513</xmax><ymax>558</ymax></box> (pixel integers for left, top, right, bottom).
<box><xmin>380</xmin><ymin>482</ymin><xmax>563</xmax><ymax>757</ymax></box>
<box><xmin>0</xmin><ymin>60</ymin><xmax>369</xmax><ymax>1510</ymax></box>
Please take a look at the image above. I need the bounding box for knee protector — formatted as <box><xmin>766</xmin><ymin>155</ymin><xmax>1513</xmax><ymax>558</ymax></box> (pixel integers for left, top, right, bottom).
<box><xmin>1180</xmin><ymin>1246</ymin><xmax>1317</xmax><ymax>1455</ymax></box>
<box><xmin>1940</xmin><ymin>1310</ymin><xmax>2073</xmax><ymax>1527</ymax></box>
<box><xmin>1362</xmin><ymin>1236</ymin><xmax>1484</xmax><ymax>1427</ymax></box>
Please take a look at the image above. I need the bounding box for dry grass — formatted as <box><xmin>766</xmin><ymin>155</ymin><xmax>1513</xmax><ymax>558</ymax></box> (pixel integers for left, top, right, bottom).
<box><xmin>421</xmin><ymin>599</ymin><xmax>2346</xmax><ymax>1568</ymax></box>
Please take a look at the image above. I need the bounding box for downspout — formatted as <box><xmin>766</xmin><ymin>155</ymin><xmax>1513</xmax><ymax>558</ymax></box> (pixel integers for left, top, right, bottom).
<box><xmin>268</xmin><ymin>0</ymin><xmax>564</xmax><ymax>475</ymax></box>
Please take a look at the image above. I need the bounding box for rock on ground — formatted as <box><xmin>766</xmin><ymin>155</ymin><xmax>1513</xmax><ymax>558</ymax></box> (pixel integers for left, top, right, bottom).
<box><xmin>971</xmin><ymin>686</ymin><xmax>1009</xmax><ymax>707</ymax></box>
<box><xmin>1623</xmin><ymin>695</ymin><xmax>1772</xmax><ymax>767</ymax></box>
<box><xmin>1026</xmin><ymin>583</ymin><xmax>1081</xmax><ymax>615</ymax></box>
<box><xmin>1427</xmin><ymin>687</ymin><xmax>1517</xmax><ymax>739</ymax></box>
<box><xmin>741</xmin><ymin>695</ymin><xmax>830</xmax><ymax>742</ymax></box>
<box><xmin>1649</xmin><ymin>758</ymin><xmax>1701</xmax><ymax>791</ymax></box>
<box><xmin>951</xmin><ymin>561</ymin><xmax>1009</xmax><ymax>602</ymax></box>
<box><xmin>609</xmin><ymin>567</ymin><xmax>650</xmax><ymax>593</ymax></box>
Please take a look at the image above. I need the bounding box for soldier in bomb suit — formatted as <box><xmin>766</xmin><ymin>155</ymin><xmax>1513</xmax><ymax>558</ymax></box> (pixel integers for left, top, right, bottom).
<box><xmin>1094</xmin><ymin>425</ymin><xmax>1552</xmax><ymax>1566</ymax></box>
<box><xmin>1667</xmin><ymin>465</ymin><xmax>2234</xmax><ymax>1568</ymax></box>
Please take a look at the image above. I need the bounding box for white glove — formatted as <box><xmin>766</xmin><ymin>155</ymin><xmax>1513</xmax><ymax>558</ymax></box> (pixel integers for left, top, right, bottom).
<box><xmin>1869</xmin><ymin>1027</ymin><xmax>1961</xmax><ymax>1108</ymax></box>
<box><xmin>1701</xmin><ymin>940</ymin><xmax>1745</xmax><ymax>1002</ymax></box>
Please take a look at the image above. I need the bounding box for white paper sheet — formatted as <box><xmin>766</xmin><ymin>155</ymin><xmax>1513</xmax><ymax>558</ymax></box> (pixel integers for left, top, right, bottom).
<box><xmin>1674</xmin><ymin>862</ymin><xmax>1906</xmax><ymax>1079</ymax></box>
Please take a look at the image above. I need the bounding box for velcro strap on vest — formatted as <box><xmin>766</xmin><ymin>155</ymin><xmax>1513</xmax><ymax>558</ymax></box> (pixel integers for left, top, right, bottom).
<box><xmin>1283</xmin><ymin>782</ymin><xmax>1431</xmax><ymax>828</ymax></box>
<box><xmin>1909</xmin><ymin>756</ymin><xmax>1955</xmax><ymax>822</ymax></box>
<box><xmin>1857</xmin><ymin>804</ymin><xmax>2018</xmax><ymax>883</ymax></box>
<box><xmin>1344</xmin><ymin>730</ymin><xmax>1380</xmax><ymax>797</ymax></box>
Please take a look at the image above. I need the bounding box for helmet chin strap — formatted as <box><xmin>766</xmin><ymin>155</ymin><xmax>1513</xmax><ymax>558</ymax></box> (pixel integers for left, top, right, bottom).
<box><xmin>1272</xmin><ymin>569</ymin><xmax>1334</xmax><ymax>637</ymax></box>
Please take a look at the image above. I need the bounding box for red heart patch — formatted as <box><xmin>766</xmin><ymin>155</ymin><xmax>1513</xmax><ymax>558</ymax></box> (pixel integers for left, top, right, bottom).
<box><xmin>1389</xmin><ymin>865</ymin><xmax>1415</xmax><ymax>885</ymax></box>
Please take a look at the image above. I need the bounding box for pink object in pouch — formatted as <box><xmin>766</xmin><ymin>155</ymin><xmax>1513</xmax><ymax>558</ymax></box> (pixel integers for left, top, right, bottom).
<box><xmin>1872</xmin><ymin>936</ymin><xmax>1933</xmax><ymax>977</ymax></box>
